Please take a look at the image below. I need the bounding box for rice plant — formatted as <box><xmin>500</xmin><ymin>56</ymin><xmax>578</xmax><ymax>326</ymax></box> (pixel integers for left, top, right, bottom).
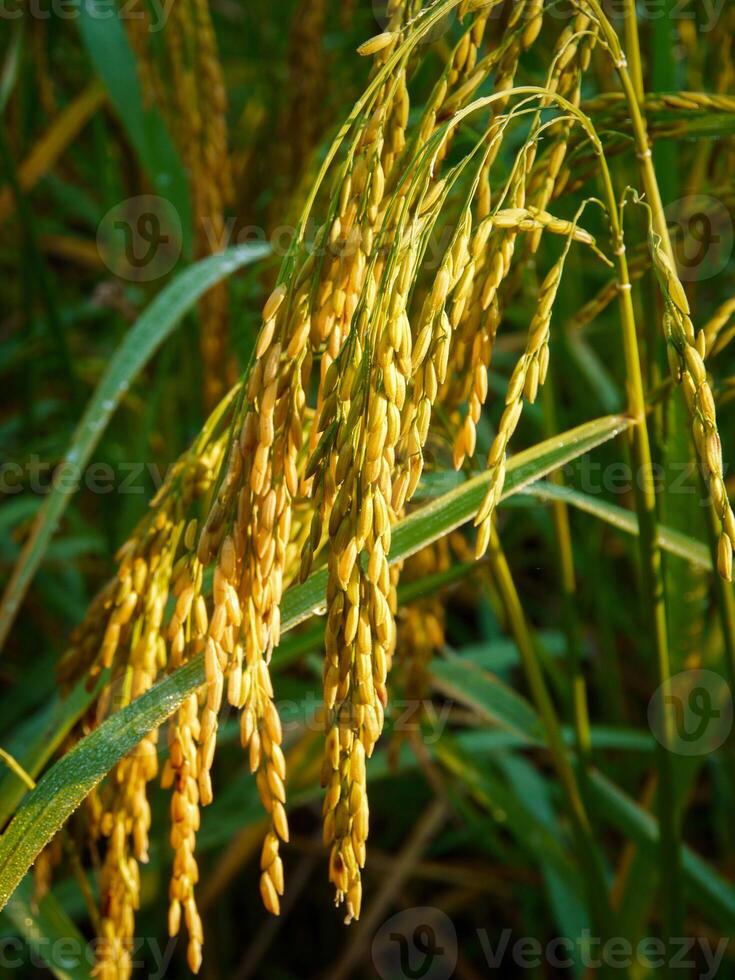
<box><xmin>2</xmin><ymin>0</ymin><xmax>735</xmax><ymax>976</ymax></box>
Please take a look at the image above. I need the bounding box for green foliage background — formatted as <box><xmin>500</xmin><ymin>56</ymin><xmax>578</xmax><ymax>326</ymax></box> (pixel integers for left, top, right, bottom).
<box><xmin>1</xmin><ymin>1</ymin><xmax>735</xmax><ymax>977</ymax></box>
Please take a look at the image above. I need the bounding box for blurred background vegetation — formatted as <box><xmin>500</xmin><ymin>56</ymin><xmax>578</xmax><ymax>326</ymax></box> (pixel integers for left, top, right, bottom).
<box><xmin>1</xmin><ymin>1</ymin><xmax>735</xmax><ymax>977</ymax></box>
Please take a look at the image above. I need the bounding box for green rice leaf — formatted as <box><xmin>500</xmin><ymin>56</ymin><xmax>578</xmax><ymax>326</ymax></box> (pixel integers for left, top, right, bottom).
<box><xmin>524</xmin><ymin>481</ymin><xmax>712</xmax><ymax>569</ymax></box>
<box><xmin>589</xmin><ymin>771</ymin><xmax>735</xmax><ymax>930</ymax></box>
<box><xmin>430</xmin><ymin>657</ymin><xmax>543</xmax><ymax>743</ymax></box>
<box><xmin>77</xmin><ymin>0</ymin><xmax>191</xmax><ymax>247</ymax></box>
<box><xmin>0</xmin><ymin>414</ymin><xmax>631</xmax><ymax>907</ymax></box>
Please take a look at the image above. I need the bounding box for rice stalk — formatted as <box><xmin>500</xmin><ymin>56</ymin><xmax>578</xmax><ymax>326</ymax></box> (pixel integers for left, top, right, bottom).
<box><xmin>34</xmin><ymin>3</ymin><xmax>735</xmax><ymax>972</ymax></box>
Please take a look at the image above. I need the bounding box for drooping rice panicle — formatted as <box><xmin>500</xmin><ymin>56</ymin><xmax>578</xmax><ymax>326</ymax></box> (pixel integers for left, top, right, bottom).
<box><xmin>42</xmin><ymin>5</ymin><xmax>735</xmax><ymax>971</ymax></box>
<box><xmin>650</xmin><ymin>234</ymin><xmax>735</xmax><ymax>580</ymax></box>
<box><xmin>474</xmin><ymin>222</ymin><xmax>581</xmax><ymax>556</ymax></box>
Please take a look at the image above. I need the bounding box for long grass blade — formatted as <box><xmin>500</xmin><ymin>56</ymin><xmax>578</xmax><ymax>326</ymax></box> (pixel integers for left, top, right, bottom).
<box><xmin>0</xmin><ymin>244</ymin><xmax>270</xmax><ymax>652</ymax></box>
<box><xmin>0</xmin><ymin>414</ymin><xmax>632</xmax><ymax>906</ymax></box>
<box><xmin>524</xmin><ymin>481</ymin><xmax>712</xmax><ymax>569</ymax></box>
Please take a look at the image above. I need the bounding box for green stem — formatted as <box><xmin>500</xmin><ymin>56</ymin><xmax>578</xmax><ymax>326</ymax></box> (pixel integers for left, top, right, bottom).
<box><xmin>602</xmin><ymin>0</ymin><xmax>735</xmax><ymax>930</ymax></box>
<box><xmin>622</xmin><ymin>0</ymin><xmax>644</xmax><ymax>100</ymax></box>
<box><xmin>485</xmin><ymin>528</ymin><xmax>613</xmax><ymax>940</ymax></box>
<box><xmin>541</xmin><ymin>379</ymin><xmax>592</xmax><ymax>774</ymax></box>
<box><xmin>580</xmin><ymin>1</ymin><xmax>671</xmax><ymax>253</ymax></box>
<box><xmin>605</xmin><ymin>176</ymin><xmax>682</xmax><ymax>950</ymax></box>
<box><xmin>580</xmin><ymin>0</ymin><xmax>685</xmax><ymax>946</ymax></box>
<box><xmin>455</xmin><ymin>73</ymin><xmax>683</xmax><ymax>941</ymax></box>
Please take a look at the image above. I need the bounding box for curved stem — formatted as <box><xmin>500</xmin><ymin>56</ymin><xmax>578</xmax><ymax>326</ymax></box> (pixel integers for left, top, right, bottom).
<box><xmin>576</xmin><ymin>0</ymin><xmax>689</xmax><ymax>949</ymax></box>
<box><xmin>579</xmin><ymin>0</ymin><xmax>673</xmax><ymax>255</ymax></box>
